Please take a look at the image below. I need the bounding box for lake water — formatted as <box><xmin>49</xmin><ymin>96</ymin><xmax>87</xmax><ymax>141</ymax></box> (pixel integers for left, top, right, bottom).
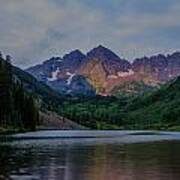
<box><xmin>1</xmin><ymin>130</ymin><xmax>180</xmax><ymax>180</ymax></box>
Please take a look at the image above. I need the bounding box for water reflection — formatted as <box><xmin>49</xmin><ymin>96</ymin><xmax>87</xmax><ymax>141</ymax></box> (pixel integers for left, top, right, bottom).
<box><xmin>1</xmin><ymin>140</ymin><xmax>180</xmax><ymax>180</ymax></box>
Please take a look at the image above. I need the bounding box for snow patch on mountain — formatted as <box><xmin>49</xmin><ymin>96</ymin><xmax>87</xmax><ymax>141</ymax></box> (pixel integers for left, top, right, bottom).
<box><xmin>107</xmin><ymin>75</ymin><xmax>118</xmax><ymax>79</ymax></box>
<box><xmin>118</xmin><ymin>69</ymin><xmax>134</xmax><ymax>77</ymax></box>
<box><xmin>47</xmin><ymin>68</ymin><xmax>60</xmax><ymax>82</ymax></box>
<box><xmin>57</xmin><ymin>58</ymin><xmax>62</xmax><ymax>62</ymax></box>
<box><xmin>66</xmin><ymin>72</ymin><xmax>76</xmax><ymax>85</ymax></box>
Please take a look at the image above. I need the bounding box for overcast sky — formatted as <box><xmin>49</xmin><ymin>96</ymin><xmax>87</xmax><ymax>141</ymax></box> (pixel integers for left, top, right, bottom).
<box><xmin>1</xmin><ymin>0</ymin><xmax>180</xmax><ymax>68</ymax></box>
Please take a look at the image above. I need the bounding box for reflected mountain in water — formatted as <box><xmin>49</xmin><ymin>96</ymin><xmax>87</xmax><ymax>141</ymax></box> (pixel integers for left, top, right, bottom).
<box><xmin>1</xmin><ymin>131</ymin><xmax>180</xmax><ymax>180</ymax></box>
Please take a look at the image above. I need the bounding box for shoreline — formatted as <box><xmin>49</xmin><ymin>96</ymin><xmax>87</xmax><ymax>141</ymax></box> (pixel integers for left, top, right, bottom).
<box><xmin>1</xmin><ymin>125</ymin><xmax>180</xmax><ymax>136</ymax></box>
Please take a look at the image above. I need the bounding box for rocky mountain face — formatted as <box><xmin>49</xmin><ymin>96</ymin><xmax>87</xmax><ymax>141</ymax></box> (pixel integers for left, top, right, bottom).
<box><xmin>132</xmin><ymin>52</ymin><xmax>180</xmax><ymax>83</ymax></box>
<box><xmin>78</xmin><ymin>45</ymin><xmax>132</xmax><ymax>94</ymax></box>
<box><xmin>26</xmin><ymin>45</ymin><xmax>180</xmax><ymax>96</ymax></box>
<box><xmin>27</xmin><ymin>50</ymin><xmax>95</xmax><ymax>96</ymax></box>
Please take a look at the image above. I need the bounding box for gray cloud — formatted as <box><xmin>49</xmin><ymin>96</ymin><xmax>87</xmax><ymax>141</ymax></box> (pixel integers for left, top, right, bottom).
<box><xmin>0</xmin><ymin>0</ymin><xmax>180</xmax><ymax>68</ymax></box>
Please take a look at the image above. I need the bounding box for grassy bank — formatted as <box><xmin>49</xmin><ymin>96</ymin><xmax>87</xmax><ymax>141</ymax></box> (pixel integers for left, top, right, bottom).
<box><xmin>0</xmin><ymin>127</ymin><xmax>30</xmax><ymax>135</ymax></box>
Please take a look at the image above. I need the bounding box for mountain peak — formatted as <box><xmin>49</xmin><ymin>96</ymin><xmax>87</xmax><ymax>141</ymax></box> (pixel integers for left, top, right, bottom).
<box><xmin>91</xmin><ymin>45</ymin><xmax>113</xmax><ymax>53</ymax></box>
<box><xmin>63</xmin><ymin>49</ymin><xmax>85</xmax><ymax>60</ymax></box>
<box><xmin>87</xmin><ymin>45</ymin><xmax>122</xmax><ymax>62</ymax></box>
<box><xmin>169</xmin><ymin>51</ymin><xmax>180</xmax><ymax>58</ymax></box>
<box><xmin>43</xmin><ymin>56</ymin><xmax>62</xmax><ymax>65</ymax></box>
<box><xmin>96</xmin><ymin>44</ymin><xmax>107</xmax><ymax>50</ymax></box>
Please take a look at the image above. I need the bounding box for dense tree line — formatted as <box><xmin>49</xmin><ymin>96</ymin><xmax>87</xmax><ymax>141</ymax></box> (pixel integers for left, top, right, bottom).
<box><xmin>0</xmin><ymin>54</ymin><xmax>39</xmax><ymax>132</ymax></box>
<box><xmin>59</xmin><ymin>96</ymin><xmax>127</xmax><ymax>129</ymax></box>
<box><xmin>59</xmin><ymin>78</ymin><xmax>180</xmax><ymax>130</ymax></box>
<box><xmin>1</xmin><ymin>51</ymin><xmax>179</xmax><ymax>131</ymax></box>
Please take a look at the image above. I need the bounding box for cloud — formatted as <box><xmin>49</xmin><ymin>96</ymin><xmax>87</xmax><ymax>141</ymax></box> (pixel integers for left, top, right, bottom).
<box><xmin>0</xmin><ymin>0</ymin><xmax>180</xmax><ymax>68</ymax></box>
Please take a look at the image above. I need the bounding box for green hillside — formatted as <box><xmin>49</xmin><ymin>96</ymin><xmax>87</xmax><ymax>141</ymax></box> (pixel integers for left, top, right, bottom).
<box><xmin>112</xmin><ymin>81</ymin><xmax>158</xmax><ymax>97</ymax></box>
<box><xmin>124</xmin><ymin>77</ymin><xmax>180</xmax><ymax>130</ymax></box>
<box><xmin>1</xmin><ymin>55</ymin><xmax>180</xmax><ymax>131</ymax></box>
<box><xmin>0</xmin><ymin>58</ymin><xmax>38</xmax><ymax>133</ymax></box>
<box><xmin>12</xmin><ymin>65</ymin><xmax>65</xmax><ymax>111</ymax></box>
<box><xmin>0</xmin><ymin>56</ymin><xmax>68</xmax><ymax>134</ymax></box>
<box><xmin>60</xmin><ymin>77</ymin><xmax>180</xmax><ymax>130</ymax></box>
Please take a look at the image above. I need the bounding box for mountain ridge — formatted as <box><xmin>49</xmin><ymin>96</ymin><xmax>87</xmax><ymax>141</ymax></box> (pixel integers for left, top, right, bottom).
<box><xmin>26</xmin><ymin>45</ymin><xmax>180</xmax><ymax>96</ymax></box>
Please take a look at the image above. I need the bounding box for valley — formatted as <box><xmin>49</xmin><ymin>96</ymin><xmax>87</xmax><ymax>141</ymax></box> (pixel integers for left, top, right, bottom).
<box><xmin>1</xmin><ymin>47</ymin><xmax>180</xmax><ymax>132</ymax></box>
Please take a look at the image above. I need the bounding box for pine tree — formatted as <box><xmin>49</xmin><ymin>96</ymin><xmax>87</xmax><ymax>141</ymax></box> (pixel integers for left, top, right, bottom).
<box><xmin>23</xmin><ymin>96</ymin><xmax>38</xmax><ymax>130</ymax></box>
<box><xmin>0</xmin><ymin>51</ymin><xmax>2</xmax><ymax>59</ymax></box>
<box><xmin>0</xmin><ymin>54</ymin><xmax>39</xmax><ymax>132</ymax></box>
<box><xmin>0</xmin><ymin>59</ymin><xmax>13</xmax><ymax>127</ymax></box>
